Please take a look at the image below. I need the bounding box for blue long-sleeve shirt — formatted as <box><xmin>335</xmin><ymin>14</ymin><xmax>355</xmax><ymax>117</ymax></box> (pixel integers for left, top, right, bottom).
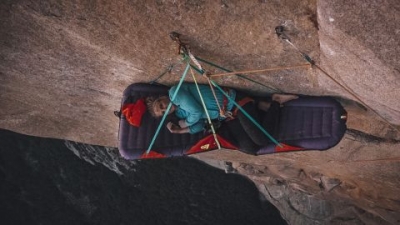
<box><xmin>169</xmin><ymin>83</ymin><xmax>236</xmax><ymax>134</ymax></box>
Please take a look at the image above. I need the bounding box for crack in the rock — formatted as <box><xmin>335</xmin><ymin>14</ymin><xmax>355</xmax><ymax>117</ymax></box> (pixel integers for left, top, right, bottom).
<box><xmin>345</xmin><ymin>129</ymin><xmax>400</xmax><ymax>143</ymax></box>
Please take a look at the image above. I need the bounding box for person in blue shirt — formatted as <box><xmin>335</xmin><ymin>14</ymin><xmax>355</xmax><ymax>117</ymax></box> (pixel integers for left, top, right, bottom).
<box><xmin>146</xmin><ymin>83</ymin><xmax>297</xmax><ymax>134</ymax></box>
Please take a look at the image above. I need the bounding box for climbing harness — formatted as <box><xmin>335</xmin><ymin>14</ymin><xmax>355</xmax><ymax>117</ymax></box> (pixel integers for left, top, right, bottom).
<box><xmin>275</xmin><ymin>25</ymin><xmax>399</xmax><ymax>132</ymax></box>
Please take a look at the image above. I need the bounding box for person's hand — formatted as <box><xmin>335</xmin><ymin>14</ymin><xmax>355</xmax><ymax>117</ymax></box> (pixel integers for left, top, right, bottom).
<box><xmin>178</xmin><ymin>120</ymin><xmax>188</xmax><ymax>128</ymax></box>
<box><xmin>166</xmin><ymin>122</ymin><xmax>190</xmax><ymax>134</ymax></box>
<box><xmin>166</xmin><ymin>122</ymin><xmax>179</xmax><ymax>133</ymax></box>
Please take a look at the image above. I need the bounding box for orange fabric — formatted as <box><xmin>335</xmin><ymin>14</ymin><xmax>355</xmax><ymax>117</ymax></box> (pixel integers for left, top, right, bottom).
<box><xmin>122</xmin><ymin>98</ymin><xmax>146</xmax><ymax>127</ymax></box>
<box><xmin>275</xmin><ymin>143</ymin><xmax>304</xmax><ymax>152</ymax></box>
<box><xmin>140</xmin><ymin>151</ymin><xmax>166</xmax><ymax>159</ymax></box>
<box><xmin>185</xmin><ymin>134</ymin><xmax>238</xmax><ymax>155</ymax></box>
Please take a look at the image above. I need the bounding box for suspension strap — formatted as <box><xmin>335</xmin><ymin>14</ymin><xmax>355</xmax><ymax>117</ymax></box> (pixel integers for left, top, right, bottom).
<box><xmin>188</xmin><ymin>51</ymin><xmax>204</xmax><ymax>73</ymax></box>
<box><xmin>207</xmin><ymin>79</ymin><xmax>226</xmax><ymax>117</ymax></box>
<box><xmin>194</xmin><ymin>56</ymin><xmax>280</xmax><ymax>92</ymax></box>
<box><xmin>208</xmin><ymin>64</ymin><xmax>311</xmax><ymax>78</ymax></box>
<box><xmin>146</xmin><ymin>63</ymin><xmax>191</xmax><ymax>155</ymax></box>
<box><xmin>186</xmin><ymin>50</ymin><xmax>227</xmax><ymax>117</ymax></box>
<box><xmin>189</xmin><ymin>67</ymin><xmax>221</xmax><ymax>149</ymax></box>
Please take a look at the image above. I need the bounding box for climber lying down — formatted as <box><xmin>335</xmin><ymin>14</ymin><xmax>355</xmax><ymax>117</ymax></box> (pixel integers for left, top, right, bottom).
<box><xmin>145</xmin><ymin>83</ymin><xmax>298</xmax><ymax>134</ymax></box>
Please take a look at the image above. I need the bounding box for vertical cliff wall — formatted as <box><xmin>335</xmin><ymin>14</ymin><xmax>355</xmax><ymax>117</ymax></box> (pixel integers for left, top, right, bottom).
<box><xmin>0</xmin><ymin>129</ymin><xmax>286</xmax><ymax>224</ymax></box>
<box><xmin>1</xmin><ymin>1</ymin><xmax>399</xmax><ymax>224</ymax></box>
<box><xmin>1</xmin><ymin>0</ymin><xmax>322</xmax><ymax>146</ymax></box>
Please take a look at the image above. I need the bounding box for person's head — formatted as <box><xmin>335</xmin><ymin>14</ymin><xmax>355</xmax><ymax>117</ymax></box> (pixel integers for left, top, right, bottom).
<box><xmin>146</xmin><ymin>96</ymin><xmax>176</xmax><ymax>117</ymax></box>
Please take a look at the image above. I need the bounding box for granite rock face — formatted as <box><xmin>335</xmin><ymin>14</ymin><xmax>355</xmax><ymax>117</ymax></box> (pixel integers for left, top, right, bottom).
<box><xmin>194</xmin><ymin>130</ymin><xmax>400</xmax><ymax>225</ymax></box>
<box><xmin>0</xmin><ymin>129</ymin><xmax>285</xmax><ymax>225</ymax></box>
<box><xmin>1</xmin><ymin>0</ymin><xmax>398</xmax><ymax>143</ymax></box>
<box><xmin>1</xmin><ymin>0</ymin><xmax>399</xmax><ymax>224</ymax></box>
<box><xmin>0</xmin><ymin>0</ymin><xmax>322</xmax><ymax>146</ymax></box>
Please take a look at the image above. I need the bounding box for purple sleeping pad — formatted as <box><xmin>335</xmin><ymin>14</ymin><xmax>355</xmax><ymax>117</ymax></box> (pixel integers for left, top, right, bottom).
<box><xmin>257</xmin><ymin>96</ymin><xmax>347</xmax><ymax>154</ymax></box>
<box><xmin>118</xmin><ymin>83</ymin><xmax>347</xmax><ymax>159</ymax></box>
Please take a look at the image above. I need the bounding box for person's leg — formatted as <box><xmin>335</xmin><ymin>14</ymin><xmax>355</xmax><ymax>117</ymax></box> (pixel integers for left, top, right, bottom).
<box><xmin>257</xmin><ymin>101</ymin><xmax>271</xmax><ymax>112</ymax></box>
<box><xmin>261</xmin><ymin>101</ymin><xmax>280</xmax><ymax>135</ymax></box>
<box><xmin>218</xmin><ymin>119</ymin><xmax>260</xmax><ymax>155</ymax></box>
<box><xmin>237</xmin><ymin>103</ymin><xmax>273</xmax><ymax>146</ymax></box>
<box><xmin>256</xmin><ymin>93</ymin><xmax>298</xmax><ymax>112</ymax></box>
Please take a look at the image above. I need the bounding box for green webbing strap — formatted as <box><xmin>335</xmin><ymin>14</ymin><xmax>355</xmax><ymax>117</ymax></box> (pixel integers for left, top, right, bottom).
<box><xmin>146</xmin><ymin>63</ymin><xmax>191</xmax><ymax>154</ymax></box>
<box><xmin>150</xmin><ymin>59</ymin><xmax>185</xmax><ymax>84</ymax></box>
<box><xmin>190</xmin><ymin>64</ymin><xmax>204</xmax><ymax>74</ymax></box>
<box><xmin>210</xmin><ymin>80</ymin><xmax>282</xmax><ymax>147</ymax></box>
<box><xmin>194</xmin><ymin>56</ymin><xmax>279</xmax><ymax>92</ymax></box>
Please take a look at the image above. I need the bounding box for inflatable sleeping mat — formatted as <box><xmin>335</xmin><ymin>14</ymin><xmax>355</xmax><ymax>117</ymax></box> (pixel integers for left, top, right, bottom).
<box><xmin>117</xmin><ymin>83</ymin><xmax>347</xmax><ymax>159</ymax></box>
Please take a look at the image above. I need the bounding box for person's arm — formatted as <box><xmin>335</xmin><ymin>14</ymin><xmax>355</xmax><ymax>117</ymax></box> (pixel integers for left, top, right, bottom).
<box><xmin>166</xmin><ymin>120</ymin><xmax>205</xmax><ymax>134</ymax></box>
<box><xmin>170</xmin><ymin>85</ymin><xmax>203</xmax><ymax>127</ymax></box>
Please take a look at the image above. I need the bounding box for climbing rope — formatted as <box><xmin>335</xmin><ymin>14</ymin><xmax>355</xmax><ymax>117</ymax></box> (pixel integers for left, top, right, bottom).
<box><xmin>194</xmin><ymin>56</ymin><xmax>280</xmax><ymax>92</ymax></box>
<box><xmin>208</xmin><ymin>64</ymin><xmax>311</xmax><ymax>78</ymax></box>
<box><xmin>275</xmin><ymin>25</ymin><xmax>399</xmax><ymax>133</ymax></box>
<box><xmin>189</xmin><ymin>66</ymin><xmax>222</xmax><ymax>149</ymax></box>
<box><xmin>186</xmin><ymin>50</ymin><xmax>227</xmax><ymax>117</ymax></box>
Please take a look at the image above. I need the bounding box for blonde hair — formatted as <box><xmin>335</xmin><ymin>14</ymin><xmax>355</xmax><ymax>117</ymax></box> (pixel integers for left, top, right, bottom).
<box><xmin>145</xmin><ymin>96</ymin><xmax>169</xmax><ymax>117</ymax></box>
